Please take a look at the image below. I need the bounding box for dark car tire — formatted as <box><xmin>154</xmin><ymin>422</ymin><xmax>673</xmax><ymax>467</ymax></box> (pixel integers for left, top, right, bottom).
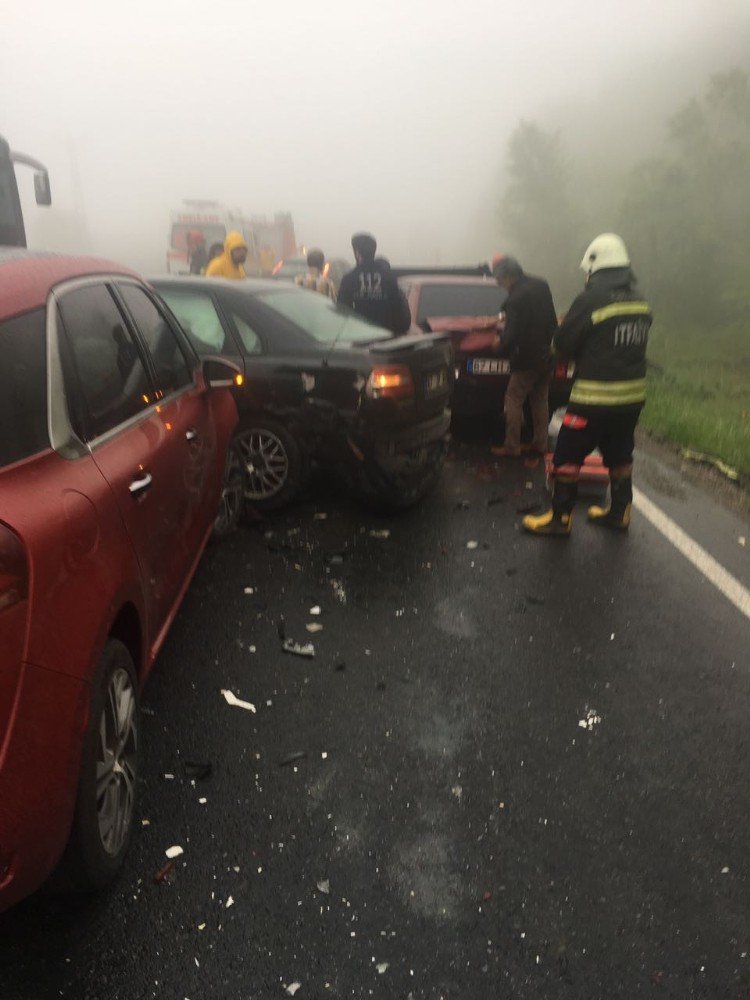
<box><xmin>359</xmin><ymin>449</ymin><xmax>446</xmax><ymax>513</ymax></box>
<box><xmin>63</xmin><ymin>639</ymin><xmax>139</xmax><ymax>892</ymax></box>
<box><xmin>213</xmin><ymin>439</ymin><xmax>244</xmax><ymax>539</ymax></box>
<box><xmin>234</xmin><ymin>416</ymin><xmax>305</xmax><ymax>512</ymax></box>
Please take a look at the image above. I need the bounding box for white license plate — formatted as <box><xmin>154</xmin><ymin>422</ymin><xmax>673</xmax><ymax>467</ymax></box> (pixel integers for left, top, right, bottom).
<box><xmin>468</xmin><ymin>358</ymin><xmax>510</xmax><ymax>375</ymax></box>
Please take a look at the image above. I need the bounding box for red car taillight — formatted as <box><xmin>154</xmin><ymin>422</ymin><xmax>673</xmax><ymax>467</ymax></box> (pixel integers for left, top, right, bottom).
<box><xmin>0</xmin><ymin>525</ymin><xmax>27</xmax><ymax>614</ymax></box>
<box><xmin>366</xmin><ymin>365</ymin><xmax>415</xmax><ymax>401</ymax></box>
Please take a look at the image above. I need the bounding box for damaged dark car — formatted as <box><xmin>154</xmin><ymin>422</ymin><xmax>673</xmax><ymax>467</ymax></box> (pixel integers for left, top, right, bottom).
<box><xmin>152</xmin><ymin>277</ymin><xmax>452</xmax><ymax>511</ymax></box>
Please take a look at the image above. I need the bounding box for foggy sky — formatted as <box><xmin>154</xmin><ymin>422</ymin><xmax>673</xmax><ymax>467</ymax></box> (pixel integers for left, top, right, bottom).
<box><xmin>3</xmin><ymin>0</ymin><xmax>749</xmax><ymax>273</ymax></box>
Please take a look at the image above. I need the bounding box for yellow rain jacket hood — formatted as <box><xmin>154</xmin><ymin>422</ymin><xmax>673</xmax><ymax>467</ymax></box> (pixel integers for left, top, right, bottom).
<box><xmin>206</xmin><ymin>230</ymin><xmax>248</xmax><ymax>279</ymax></box>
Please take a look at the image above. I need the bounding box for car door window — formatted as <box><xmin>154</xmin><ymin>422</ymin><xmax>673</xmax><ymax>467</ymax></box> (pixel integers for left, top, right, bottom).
<box><xmin>159</xmin><ymin>288</ymin><xmax>230</xmax><ymax>357</ymax></box>
<box><xmin>57</xmin><ymin>284</ymin><xmax>153</xmax><ymax>442</ymax></box>
<box><xmin>117</xmin><ymin>284</ymin><xmax>193</xmax><ymax>396</ymax></box>
<box><xmin>231</xmin><ymin>312</ymin><xmax>262</xmax><ymax>355</ymax></box>
<box><xmin>0</xmin><ymin>308</ymin><xmax>48</xmax><ymax>468</ymax></box>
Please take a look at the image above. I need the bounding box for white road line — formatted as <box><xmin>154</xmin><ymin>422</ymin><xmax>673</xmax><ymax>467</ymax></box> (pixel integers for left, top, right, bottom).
<box><xmin>633</xmin><ymin>487</ymin><xmax>750</xmax><ymax>622</ymax></box>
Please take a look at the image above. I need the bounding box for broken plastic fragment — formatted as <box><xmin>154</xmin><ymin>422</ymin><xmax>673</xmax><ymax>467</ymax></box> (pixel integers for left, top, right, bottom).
<box><xmin>282</xmin><ymin>638</ymin><xmax>315</xmax><ymax>658</ymax></box>
<box><xmin>369</xmin><ymin>528</ymin><xmax>390</xmax><ymax>539</ymax></box>
<box><xmin>165</xmin><ymin>845</ymin><xmax>184</xmax><ymax>859</ymax></box>
<box><xmin>221</xmin><ymin>689</ymin><xmax>257</xmax><ymax>713</ymax></box>
<box><xmin>376</xmin><ymin>963</ymin><xmax>389</xmax><ymax>974</ymax></box>
<box><xmin>141</xmin><ymin>819</ymin><xmax>150</xmax><ymax>826</ymax></box>
<box><xmin>198</xmin><ymin>797</ymin><xmax>207</xmax><ymax>805</ymax></box>
<box><xmin>466</xmin><ymin>540</ymin><xmax>479</xmax><ymax>550</ymax></box>
<box><xmin>309</xmin><ymin>605</ymin><xmax>321</xmax><ymax>615</ymax></box>
<box><xmin>305</xmin><ymin>623</ymin><xmax>323</xmax><ymax>633</ymax></box>
<box><xmin>721</xmin><ymin>866</ymin><xmax>730</xmax><ymax>874</ymax></box>
<box><xmin>314</xmin><ymin>512</ymin><xmax>328</xmax><ymax>520</ymax></box>
<box><xmin>225</xmin><ymin>895</ymin><xmax>234</xmax><ymax>908</ymax></box>
<box><xmin>243</xmin><ymin>586</ymin><xmax>254</xmax><ymax>594</ymax></box>
<box><xmin>285</xmin><ymin>983</ymin><xmax>302</xmax><ymax>996</ymax></box>
<box><xmin>316</xmin><ymin>879</ymin><xmax>330</xmax><ymax>894</ymax></box>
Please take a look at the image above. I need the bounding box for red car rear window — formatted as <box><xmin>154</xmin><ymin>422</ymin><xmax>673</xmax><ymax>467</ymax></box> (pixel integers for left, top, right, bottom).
<box><xmin>0</xmin><ymin>308</ymin><xmax>48</xmax><ymax>469</ymax></box>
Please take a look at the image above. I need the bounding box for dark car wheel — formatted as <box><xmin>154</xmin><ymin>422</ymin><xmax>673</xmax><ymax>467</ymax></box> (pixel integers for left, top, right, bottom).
<box><xmin>64</xmin><ymin>639</ymin><xmax>139</xmax><ymax>891</ymax></box>
<box><xmin>235</xmin><ymin>417</ymin><xmax>305</xmax><ymax>511</ymax></box>
<box><xmin>213</xmin><ymin>440</ymin><xmax>244</xmax><ymax>538</ymax></box>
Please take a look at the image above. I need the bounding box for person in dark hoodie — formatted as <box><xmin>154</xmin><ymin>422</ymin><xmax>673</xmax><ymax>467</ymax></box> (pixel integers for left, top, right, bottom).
<box><xmin>337</xmin><ymin>233</ymin><xmax>411</xmax><ymax>334</ymax></box>
<box><xmin>523</xmin><ymin>233</ymin><xmax>652</xmax><ymax>537</ymax></box>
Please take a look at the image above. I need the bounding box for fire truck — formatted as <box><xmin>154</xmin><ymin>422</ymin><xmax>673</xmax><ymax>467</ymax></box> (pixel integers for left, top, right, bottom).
<box><xmin>0</xmin><ymin>134</ymin><xmax>51</xmax><ymax>247</ymax></box>
<box><xmin>167</xmin><ymin>201</ymin><xmax>296</xmax><ymax>275</ymax></box>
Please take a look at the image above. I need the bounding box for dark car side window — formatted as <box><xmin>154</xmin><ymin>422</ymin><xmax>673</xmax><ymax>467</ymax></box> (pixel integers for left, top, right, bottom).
<box><xmin>158</xmin><ymin>288</ymin><xmax>231</xmax><ymax>357</ymax></box>
<box><xmin>0</xmin><ymin>308</ymin><xmax>49</xmax><ymax>469</ymax></box>
<box><xmin>117</xmin><ymin>284</ymin><xmax>193</xmax><ymax>396</ymax></box>
<box><xmin>57</xmin><ymin>284</ymin><xmax>152</xmax><ymax>442</ymax></box>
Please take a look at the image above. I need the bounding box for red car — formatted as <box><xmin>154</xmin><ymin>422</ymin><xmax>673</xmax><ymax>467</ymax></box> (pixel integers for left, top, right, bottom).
<box><xmin>397</xmin><ymin>270</ymin><xmax>575</xmax><ymax>419</ymax></box>
<box><xmin>0</xmin><ymin>251</ymin><xmax>241</xmax><ymax>911</ymax></box>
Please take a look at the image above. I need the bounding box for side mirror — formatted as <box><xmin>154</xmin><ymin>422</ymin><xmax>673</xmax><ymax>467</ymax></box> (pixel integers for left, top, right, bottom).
<box><xmin>34</xmin><ymin>171</ymin><xmax>51</xmax><ymax>206</ymax></box>
<box><xmin>202</xmin><ymin>355</ymin><xmax>244</xmax><ymax>389</ymax></box>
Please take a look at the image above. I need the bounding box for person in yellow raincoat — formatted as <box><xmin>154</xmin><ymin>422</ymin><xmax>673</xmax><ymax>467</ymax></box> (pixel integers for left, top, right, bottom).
<box><xmin>206</xmin><ymin>231</ymin><xmax>248</xmax><ymax>279</ymax></box>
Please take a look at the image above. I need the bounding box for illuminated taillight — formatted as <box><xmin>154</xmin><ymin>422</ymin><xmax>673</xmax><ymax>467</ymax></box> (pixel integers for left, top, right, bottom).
<box><xmin>366</xmin><ymin>365</ymin><xmax>415</xmax><ymax>400</ymax></box>
<box><xmin>0</xmin><ymin>525</ymin><xmax>27</xmax><ymax>614</ymax></box>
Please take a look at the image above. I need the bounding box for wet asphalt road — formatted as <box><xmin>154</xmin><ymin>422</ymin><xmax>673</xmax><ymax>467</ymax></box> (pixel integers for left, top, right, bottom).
<box><xmin>2</xmin><ymin>434</ymin><xmax>750</xmax><ymax>1000</ymax></box>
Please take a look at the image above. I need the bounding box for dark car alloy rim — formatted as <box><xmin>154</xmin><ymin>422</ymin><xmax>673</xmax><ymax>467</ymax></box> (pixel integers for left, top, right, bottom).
<box><xmin>237</xmin><ymin>429</ymin><xmax>289</xmax><ymax>500</ymax></box>
<box><xmin>96</xmin><ymin>667</ymin><xmax>137</xmax><ymax>857</ymax></box>
<box><xmin>215</xmin><ymin>447</ymin><xmax>244</xmax><ymax>532</ymax></box>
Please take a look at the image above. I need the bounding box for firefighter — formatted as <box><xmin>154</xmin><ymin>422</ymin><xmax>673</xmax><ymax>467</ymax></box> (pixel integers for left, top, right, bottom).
<box><xmin>206</xmin><ymin>231</ymin><xmax>248</xmax><ymax>279</ymax></box>
<box><xmin>489</xmin><ymin>254</ymin><xmax>557</xmax><ymax>461</ymax></box>
<box><xmin>337</xmin><ymin>233</ymin><xmax>411</xmax><ymax>334</ymax></box>
<box><xmin>187</xmin><ymin>230</ymin><xmax>208</xmax><ymax>275</ymax></box>
<box><xmin>295</xmin><ymin>248</ymin><xmax>335</xmax><ymax>299</ymax></box>
<box><xmin>523</xmin><ymin>233</ymin><xmax>652</xmax><ymax>536</ymax></box>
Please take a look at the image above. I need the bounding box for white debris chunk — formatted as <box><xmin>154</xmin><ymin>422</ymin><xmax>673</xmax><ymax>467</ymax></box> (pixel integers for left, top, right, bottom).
<box><xmin>243</xmin><ymin>586</ymin><xmax>255</xmax><ymax>594</ymax></box>
<box><xmin>285</xmin><ymin>984</ymin><xmax>302</xmax><ymax>996</ymax></box>
<box><xmin>369</xmin><ymin>528</ymin><xmax>390</xmax><ymax>539</ymax></box>
<box><xmin>738</xmin><ymin>536</ymin><xmax>746</xmax><ymax>547</ymax></box>
<box><xmin>451</xmin><ymin>785</ymin><xmax>463</xmax><ymax>802</ymax></box>
<box><xmin>466</xmin><ymin>540</ymin><xmax>479</xmax><ymax>550</ymax></box>
<box><xmin>721</xmin><ymin>866</ymin><xmax>730</xmax><ymax>874</ymax></box>
<box><xmin>198</xmin><ymin>923</ymin><xmax>206</xmax><ymax>931</ymax></box>
<box><xmin>141</xmin><ymin>819</ymin><xmax>150</xmax><ymax>826</ymax></box>
<box><xmin>164</xmin><ymin>773</ymin><xmax>175</xmax><ymax>780</ymax></box>
<box><xmin>317</xmin><ymin>879</ymin><xmax>330</xmax><ymax>895</ymax></box>
<box><xmin>578</xmin><ymin>708</ymin><xmax>602</xmax><ymax>731</ymax></box>
<box><xmin>226</xmin><ymin>895</ymin><xmax>235</xmax><ymax>908</ymax></box>
<box><xmin>306</xmin><ymin>623</ymin><xmax>323</xmax><ymax>633</ymax></box>
<box><xmin>309</xmin><ymin>606</ymin><xmax>321</xmax><ymax>616</ymax></box>
<box><xmin>221</xmin><ymin>689</ymin><xmax>257</xmax><ymax>713</ymax></box>
<box><xmin>376</xmin><ymin>963</ymin><xmax>389</xmax><ymax>974</ymax></box>
<box><xmin>165</xmin><ymin>845</ymin><xmax>184</xmax><ymax>859</ymax></box>
<box><xmin>198</xmin><ymin>797</ymin><xmax>207</xmax><ymax>805</ymax></box>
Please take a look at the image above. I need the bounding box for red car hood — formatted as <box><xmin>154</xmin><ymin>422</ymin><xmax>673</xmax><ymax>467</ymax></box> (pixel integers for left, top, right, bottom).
<box><xmin>424</xmin><ymin>315</ymin><xmax>500</xmax><ymax>354</ymax></box>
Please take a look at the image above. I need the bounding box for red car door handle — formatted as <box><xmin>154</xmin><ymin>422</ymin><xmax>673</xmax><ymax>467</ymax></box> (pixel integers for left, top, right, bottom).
<box><xmin>185</xmin><ymin>428</ymin><xmax>198</xmax><ymax>442</ymax></box>
<box><xmin>128</xmin><ymin>472</ymin><xmax>153</xmax><ymax>497</ymax></box>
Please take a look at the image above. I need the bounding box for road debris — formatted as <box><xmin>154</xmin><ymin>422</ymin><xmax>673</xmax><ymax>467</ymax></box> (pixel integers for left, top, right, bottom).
<box><xmin>305</xmin><ymin>623</ymin><xmax>323</xmax><ymax>633</ymax></box>
<box><xmin>451</xmin><ymin>785</ymin><xmax>462</xmax><ymax>801</ymax></box>
<box><xmin>285</xmin><ymin>984</ymin><xmax>302</xmax><ymax>997</ymax></box>
<box><xmin>739</xmin><ymin>536</ymin><xmax>746</xmax><ymax>547</ymax></box>
<box><xmin>280</xmin><ymin>751</ymin><xmax>308</xmax><ymax>767</ymax></box>
<box><xmin>316</xmin><ymin>879</ymin><xmax>330</xmax><ymax>895</ymax></box>
<box><xmin>721</xmin><ymin>866</ymin><xmax>730</xmax><ymax>874</ymax></box>
<box><xmin>243</xmin><ymin>586</ymin><xmax>255</xmax><ymax>594</ymax></box>
<box><xmin>376</xmin><ymin>963</ymin><xmax>389</xmax><ymax>974</ymax></box>
<box><xmin>330</xmin><ymin>580</ymin><xmax>347</xmax><ymax>604</ymax></box>
<box><xmin>153</xmin><ymin>861</ymin><xmax>174</xmax><ymax>884</ymax></box>
<box><xmin>282</xmin><ymin>638</ymin><xmax>315</xmax><ymax>658</ymax></box>
<box><xmin>141</xmin><ymin>819</ymin><xmax>150</xmax><ymax>826</ymax></box>
<box><xmin>314</xmin><ymin>512</ymin><xmax>328</xmax><ymax>520</ymax></box>
<box><xmin>165</xmin><ymin>845</ymin><xmax>184</xmax><ymax>859</ymax></box>
<box><xmin>578</xmin><ymin>709</ymin><xmax>602</xmax><ymax>731</ymax></box>
<box><xmin>309</xmin><ymin>605</ymin><xmax>321</xmax><ymax>615</ymax></box>
<box><xmin>681</xmin><ymin>448</ymin><xmax>739</xmax><ymax>482</ymax></box>
<box><xmin>225</xmin><ymin>895</ymin><xmax>235</xmax><ymax>908</ymax></box>
<box><xmin>221</xmin><ymin>689</ymin><xmax>257</xmax><ymax>713</ymax></box>
<box><xmin>369</xmin><ymin>528</ymin><xmax>391</xmax><ymax>539</ymax></box>
<box><xmin>466</xmin><ymin>540</ymin><xmax>479</xmax><ymax>550</ymax></box>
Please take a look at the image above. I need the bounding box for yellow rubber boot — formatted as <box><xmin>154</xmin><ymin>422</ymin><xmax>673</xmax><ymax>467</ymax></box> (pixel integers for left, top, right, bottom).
<box><xmin>588</xmin><ymin>476</ymin><xmax>632</xmax><ymax>530</ymax></box>
<box><xmin>522</xmin><ymin>477</ymin><xmax>577</xmax><ymax>537</ymax></box>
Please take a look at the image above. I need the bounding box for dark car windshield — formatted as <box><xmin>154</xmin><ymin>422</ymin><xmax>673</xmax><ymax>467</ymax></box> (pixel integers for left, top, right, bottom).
<box><xmin>257</xmin><ymin>289</ymin><xmax>392</xmax><ymax>346</ymax></box>
<box><xmin>416</xmin><ymin>283</ymin><xmax>506</xmax><ymax>322</ymax></box>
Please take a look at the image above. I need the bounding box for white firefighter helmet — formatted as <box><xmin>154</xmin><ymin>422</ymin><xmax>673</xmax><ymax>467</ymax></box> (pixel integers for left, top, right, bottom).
<box><xmin>580</xmin><ymin>233</ymin><xmax>630</xmax><ymax>276</ymax></box>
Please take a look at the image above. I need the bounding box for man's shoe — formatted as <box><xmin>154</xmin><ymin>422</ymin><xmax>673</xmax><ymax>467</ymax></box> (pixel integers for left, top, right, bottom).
<box><xmin>491</xmin><ymin>445</ymin><xmax>521</xmax><ymax>458</ymax></box>
<box><xmin>522</xmin><ymin>508</ymin><xmax>573</xmax><ymax>536</ymax></box>
<box><xmin>587</xmin><ymin>503</ymin><xmax>631</xmax><ymax>530</ymax></box>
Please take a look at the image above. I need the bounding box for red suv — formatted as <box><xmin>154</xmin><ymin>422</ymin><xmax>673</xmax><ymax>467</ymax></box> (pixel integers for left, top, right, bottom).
<box><xmin>0</xmin><ymin>251</ymin><xmax>240</xmax><ymax>911</ymax></box>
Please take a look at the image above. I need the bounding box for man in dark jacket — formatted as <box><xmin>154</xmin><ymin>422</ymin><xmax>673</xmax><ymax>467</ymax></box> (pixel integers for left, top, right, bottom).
<box><xmin>337</xmin><ymin>233</ymin><xmax>411</xmax><ymax>334</ymax></box>
<box><xmin>489</xmin><ymin>254</ymin><xmax>558</xmax><ymax>460</ymax></box>
<box><xmin>523</xmin><ymin>233</ymin><xmax>652</xmax><ymax>536</ymax></box>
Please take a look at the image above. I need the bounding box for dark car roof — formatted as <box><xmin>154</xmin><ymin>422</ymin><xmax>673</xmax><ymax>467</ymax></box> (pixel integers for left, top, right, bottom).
<box><xmin>0</xmin><ymin>249</ymin><xmax>139</xmax><ymax>319</ymax></box>
<box><xmin>150</xmin><ymin>275</ymin><xmax>294</xmax><ymax>295</ymax></box>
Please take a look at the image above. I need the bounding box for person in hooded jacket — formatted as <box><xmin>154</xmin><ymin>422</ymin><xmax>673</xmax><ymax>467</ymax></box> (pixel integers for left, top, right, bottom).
<box><xmin>337</xmin><ymin>233</ymin><xmax>411</xmax><ymax>334</ymax></box>
<box><xmin>523</xmin><ymin>233</ymin><xmax>652</xmax><ymax>537</ymax></box>
<box><xmin>206</xmin><ymin>231</ymin><xmax>248</xmax><ymax>279</ymax></box>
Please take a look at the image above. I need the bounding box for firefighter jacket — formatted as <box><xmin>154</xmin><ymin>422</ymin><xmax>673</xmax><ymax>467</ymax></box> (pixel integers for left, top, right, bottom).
<box><xmin>553</xmin><ymin>268</ymin><xmax>652</xmax><ymax>409</ymax></box>
<box><xmin>206</xmin><ymin>231</ymin><xmax>248</xmax><ymax>280</ymax></box>
<box><xmin>337</xmin><ymin>258</ymin><xmax>411</xmax><ymax>334</ymax></box>
<box><xmin>500</xmin><ymin>274</ymin><xmax>558</xmax><ymax>373</ymax></box>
